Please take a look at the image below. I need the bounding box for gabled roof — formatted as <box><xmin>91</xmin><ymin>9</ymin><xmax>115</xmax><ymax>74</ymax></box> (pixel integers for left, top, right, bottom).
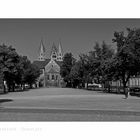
<box><xmin>55</xmin><ymin>60</ymin><xmax>63</xmax><ymax>67</ymax></box>
<box><xmin>47</xmin><ymin>67</ymin><xmax>59</xmax><ymax>73</ymax></box>
<box><xmin>33</xmin><ymin>59</ymin><xmax>63</xmax><ymax>69</ymax></box>
<box><xmin>33</xmin><ymin>59</ymin><xmax>50</xmax><ymax>69</ymax></box>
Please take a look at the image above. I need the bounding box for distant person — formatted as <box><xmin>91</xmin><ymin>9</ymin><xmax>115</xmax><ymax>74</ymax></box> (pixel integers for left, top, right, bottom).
<box><xmin>124</xmin><ymin>87</ymin><xmax>130</xmax><ymax>99</ymax></box>
<box><xmin>3</xmin><ymin>80</ymin><xmax>7</xmax><ymax>93</ymax></box>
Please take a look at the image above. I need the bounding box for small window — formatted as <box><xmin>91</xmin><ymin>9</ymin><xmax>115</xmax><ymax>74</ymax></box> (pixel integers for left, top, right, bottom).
<box><xmin>47</xmin><ymin>75</ymin><xmax>50</xmax><ymax>80</ymax></box>
<box><xmin>52</xmin><ymin>53</ymin><xmax>56</xmax><ymax>58</ymax></box>
<box><xmin>56</xmin><ymin>75</ymin><xmax>58</xmax><ymax>80</ymax></box>
<box><xmin>52</xmin><ymin>75</ymin><xmax>55</xmax><ymax>80</ymax></box>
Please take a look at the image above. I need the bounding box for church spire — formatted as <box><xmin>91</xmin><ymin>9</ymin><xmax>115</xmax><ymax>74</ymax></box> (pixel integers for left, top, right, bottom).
<box><xmin>38</xmin><ymin>39</ymin><xmax>46</xmax><ymax>61</ymax></box>
<box><xmin>50</xmin><ymin>42</ymin><xmax>58</xmax><ymax>60</ymax></box>
<box><xmin>57</xmin><ymin>41</ymin><xmax>63</xmax><ymax>61</ymax></box>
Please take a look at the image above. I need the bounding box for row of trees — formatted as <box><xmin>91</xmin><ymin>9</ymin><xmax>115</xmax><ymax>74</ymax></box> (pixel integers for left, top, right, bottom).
<box><xmin>60</xmin><ymin>28</ymin><xmax>140</xmax><ymax>95</ymax></box>
<box><xmin>0</xmin><ymin>44</ymin><xmax>40</xmax><ymax>93</ymax></box>
<box><xmin>60</xmin><ymin>41</ymin><xmax>114</xmax><ymax>89</ymax></box>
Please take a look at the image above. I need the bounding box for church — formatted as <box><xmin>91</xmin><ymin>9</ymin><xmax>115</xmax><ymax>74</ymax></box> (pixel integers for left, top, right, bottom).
<box><xmin>33</xmin><ymin>40</ymin><xmax>64</xmax><ymax>87</ymax></box>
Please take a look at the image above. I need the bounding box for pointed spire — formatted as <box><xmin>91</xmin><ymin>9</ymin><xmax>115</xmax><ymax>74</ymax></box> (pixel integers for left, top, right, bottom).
<box><xmin>57</xmin><ymin>41</ymin><xmax>63</xmax><ymax>61</ymax></box>
<box><xmin>50</xmin><ymin>42</ymin><xmax>58</xmax><ymax>60</ymax></box>
<box><xmin>40</xmin><ymin>39</ymin><xmax>45</xmax><ymax>52</ymax></box>
<box><xmin>38</xmin><ymin>39</ymin><xmax>46</xmax><ymax>61</ymax></box>
<box><xmin>52</xmin><ymin>42</ymin><xmax>57</xmax><ymax>52</ymax></box>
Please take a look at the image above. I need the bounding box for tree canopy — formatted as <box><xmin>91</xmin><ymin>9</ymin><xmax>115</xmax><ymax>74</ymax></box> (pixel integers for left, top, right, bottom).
<box><xmin>0</xmin><ymin>44</ymin><xmax>40</xmax><ymax>92</ymax></box>
<box><xmin>60</xmin><ymin>53</ymin><xmax>76</xmax><ymax>87</ymax></box>
<box><xmin>110</xmin><ymin>28</ymin><xmax>140</xmax><ymax>93</ymax></box>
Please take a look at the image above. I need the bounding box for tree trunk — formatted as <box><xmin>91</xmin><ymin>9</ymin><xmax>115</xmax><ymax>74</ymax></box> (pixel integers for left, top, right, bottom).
<box><xmin>107</xmin><ymin>81</ymin><xmax>110</xmax><ymax>93</ymax></box>
<box><xmin>12</xmin><ymin>83</ymin><xmax>15</xmax><ymax>92</ymax></box>
<box><xmin>122</xmin><ymin>73</ymin><xmax>130</xmax><ymax>96</ymax></box>
<box><xmin>8</xmin><ymin>84</ymin><xmax>11</xmax><ymax>92</ymax></box>
<box><xmin>122</xmin><ymin>79</ymin><xmax>127</xmax><ymax>96</ymax></box>
<box><xmin>29</xmin><ymin>84</ymin><xmax>32</xmax><ymax>89</ymax></box>
<box><xmin>104</xmin><ymin>81</ymin><xmax>108</xmax><ymax>92</ymax></box>
<box><xmin>3</xmin><ymin>85</ymin><xmax>6</xmax><ymax>93</ymax></box>
<box><xmin>86</xmin><ymin>82</ymin><xmax>88</xmax><ymax>89</ymax></box>
<box><xmin>82</xmin><ymin>82</ymin><xmax>85</xmax><ymax>88</ymax></box>
<box><xmin>22</xmin><ymin>84</ymin><xmax>25</xmax><ymax>90</ymax></box>
<box><xmin>108</xmin><ymin>85</ymin><xmax>111</xmax><ymax>93</ymax></box>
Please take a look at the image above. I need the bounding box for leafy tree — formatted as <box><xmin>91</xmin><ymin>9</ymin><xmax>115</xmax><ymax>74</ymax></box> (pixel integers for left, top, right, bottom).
<box><xmin>111</xmin><ymin>28</ymin><xmax>140</xmax><ymax>94</ymax></box>
<box><xmin>23</xmin><ymin>63</ymin><xmax>40</xmax><ymax>88</ymax></box>
<box><xmin>60</xmin><ymin>53</ymin><xmax>76</xmax><ymax>87</ymax></box>
<box><xmin>0</xmin><ymin>44</ymin><xmax>20</xmax><ymax>92</ymax></box>
<box><xmin>0</xmin><ymin>44</ymin><xmax>40</xmax><ymax>93</ymax></box>
<box><xmin>89</xmin><ymin>42</ymin><xmax>114</xmax><ymax>88</ymax></box>
<box><xmin>70</xmin><ymin>60</ymin><xmax>85</xmax><ymax>88</ymax></box>
<box><xmin>69</xmin><ymin>42</ymin><xmax>114</xmax><ymax>89</ymax></box>
<box><xmin>79</xmin><ymin>53</ymin><xmax>94</xmax><ymax>88</ymax></box>
<box><xmin>16</xmin><ymin>55</ymin><xmax>40</xmax><ymax>89</ymax></box>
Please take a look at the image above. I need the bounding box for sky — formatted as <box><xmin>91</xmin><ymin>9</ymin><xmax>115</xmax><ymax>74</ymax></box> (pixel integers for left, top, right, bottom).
<box><xmin>0</xmin><ymin>19</ymin><xmax>140</xmax><ymax>61</ymax></box>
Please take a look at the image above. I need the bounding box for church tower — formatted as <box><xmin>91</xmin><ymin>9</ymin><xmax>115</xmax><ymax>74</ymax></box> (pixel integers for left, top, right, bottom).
<box><xmin>57</xmin><ymin>42</ymin><xmax>63</xmax><ymax>61</ymax></box>
<box><xmin>38</xmin><ymin>40</ymin><xmax>46</xmax><ymax>61</ymax></box>
<box><xmin>50</xmin><ymin>43</ymin><xmax>58</xmax><ymax>60</ymax></box>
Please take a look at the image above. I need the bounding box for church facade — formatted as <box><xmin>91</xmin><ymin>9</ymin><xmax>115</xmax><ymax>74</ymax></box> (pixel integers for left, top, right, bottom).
<box><xmin>33</xmin><ymin>40</ymin><xmax>64</xmax><ymax>87</ymax></box>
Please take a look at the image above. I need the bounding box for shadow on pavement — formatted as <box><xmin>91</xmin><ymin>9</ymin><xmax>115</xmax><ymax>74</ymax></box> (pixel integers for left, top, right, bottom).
<box><xmin>10</xmin><ymin>88</ymin><xmax>30</xmax><ymax>93</ymax></box>
<box><xmin>0</xmin><ymin>99</ymin><xmax>13</xmax><ymax>103</ymax></box>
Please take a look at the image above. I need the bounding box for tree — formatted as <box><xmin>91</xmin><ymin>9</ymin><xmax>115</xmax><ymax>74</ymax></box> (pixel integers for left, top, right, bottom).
<box><xmin>70</xmin><ymin>61</ymin><xmax>84</xmax><ymax>88</ymax></box>
<box><xmin>0</xmin><ymin>44</ymin><xmax>40</xmax><ymax>93</ymax></box>
<box><xmin>0</xmin><ymin>44</ymin><xmax>20</xmax><ymax>92</ymax></box>
<box><xmin>89</xmin><ymin>42</ymin><xmax>115</xmax><ymax>90</ymax></box>
<box><xmin>78</xmin><ymin>53</ymin><xmax>94</xmax><ymax>88</ymax></box>
<box><xmin>60</xmin><ymin>53</ymin><xmax>76</xmax><ymax>87</ymax></box>
<box><xmin>111</xmin><ymin>28</ymin><xmax>140</xmax><ymax>94</ymax></box>
<box><xmin>23</xmin><ymin>63</ymin><xmax>40</xmax><ymax>88</ymax></box>
<box><xmin>16</xmin><ymin>56</ymin><xmax>40</xmax><ymax>89</ymax></box>
<box><xmin>15</xmin><ymin>56</ymin><xmax>30</xmax><ymax>87</ymax></box>
<box><xmin>69</xmin><ymin>42</ymin><xmax>114</xmax><ymax>89</ymax></box>
<box><xmin>69</xmin><ymin>53</ymin><xmax>92</xmax><ymax>89</ymax></box>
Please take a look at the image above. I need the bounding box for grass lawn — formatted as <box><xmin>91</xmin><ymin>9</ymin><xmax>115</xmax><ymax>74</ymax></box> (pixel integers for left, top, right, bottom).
<box><xmin>0</xmin><ymin>88</ymin><xmax>140</xmax><ymax>121</ymax></box>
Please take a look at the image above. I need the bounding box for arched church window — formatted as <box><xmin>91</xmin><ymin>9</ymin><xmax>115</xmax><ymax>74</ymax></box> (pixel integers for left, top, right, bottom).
<box><xmin>56</xmin><ymin>75</ymin><xmax>58</xmax><ymax>80</ymax></box>
<box><xmin>47</xmin><ymin>75</ymin><xmax>50</xmax><ymax>80</ymax></box>
<box><xmin>52</xmin><ymin>75</ymin><xmax>55</xmax><ymax>80</ymax></box>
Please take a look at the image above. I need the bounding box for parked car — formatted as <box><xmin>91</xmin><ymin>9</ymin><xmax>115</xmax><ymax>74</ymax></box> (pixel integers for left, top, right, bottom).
<box><xmin>130</xmin><ymin>87</ymin><xmax>140</xmax><ymax>96</ymax></box>
<box><xmin>88</xmin><ymin>83</ymin><xmax>102</xmax><ymax>90</ymax></box>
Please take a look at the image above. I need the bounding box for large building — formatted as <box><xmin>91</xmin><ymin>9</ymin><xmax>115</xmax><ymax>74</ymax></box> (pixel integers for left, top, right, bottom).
<box><xmin>33</xmin><ymin>40</ymin><xmax>64</xmax><ymax>87</ymax></box>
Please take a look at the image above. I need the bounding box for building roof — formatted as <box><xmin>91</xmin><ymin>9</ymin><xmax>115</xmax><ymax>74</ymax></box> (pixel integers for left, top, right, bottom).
<box><xmin>33</xmin><ymin>59</ymin><xmax>63</xmax><ymax>69</ymax></box>
<box><xmin>33</xmin><ymin>59</ymin><xmax>50</xmax><ymax>69</ymax></box>
<box><xmin>47</xmin><ymin>67</ymin><xmax>59</xmax><ymax>73</ymax></box>
<box><xmin>55</xmin><ymin>61</ymin><xmax>63</xmax><ymax>67</ymax></box>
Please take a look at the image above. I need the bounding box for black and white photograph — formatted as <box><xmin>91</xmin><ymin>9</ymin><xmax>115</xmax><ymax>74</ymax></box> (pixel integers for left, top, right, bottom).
<box><xmin>0</xmin><ymin>18</ymin><xmax>140</xmax><ymax>121</ymax></box>
<box><xmin>0</xmin><ymin>0</ymin><xmax>140</xmax><ymax>140</ymax></box>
